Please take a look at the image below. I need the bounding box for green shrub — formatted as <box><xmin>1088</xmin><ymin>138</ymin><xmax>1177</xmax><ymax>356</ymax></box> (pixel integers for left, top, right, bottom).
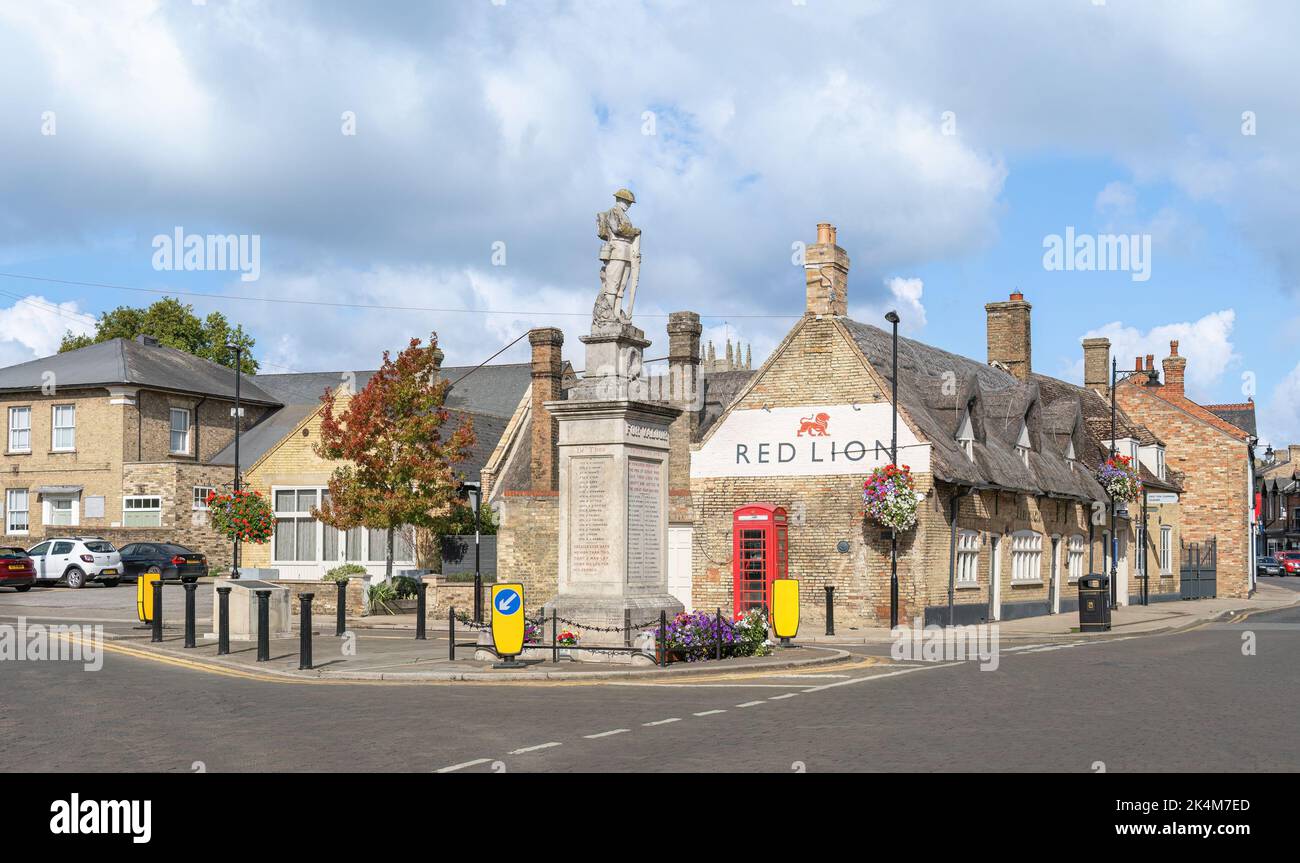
<box><xmin>392</xmin><ymin>575</ymin><xmax>421</xmax><ymax>599</ymax></box>
<box><xmin>367</xmin><ymin>581</ymin><xmax>398</xmax><ymax>615</ymax></box>
<box><xmin>324</xmin><ymin>563</ymin><xmax>367</xmax><ymax>582</ymax></box>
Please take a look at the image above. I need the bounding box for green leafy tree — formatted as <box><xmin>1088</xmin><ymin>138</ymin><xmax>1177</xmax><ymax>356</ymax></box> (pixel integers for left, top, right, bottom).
<box><xmin>59</xmin><ymin>297</ymin><xmax>258</xmax><ymax>373</ymax></box>
<box><xmin>313</xmin><ymin>333</ymin><xmax>475</xmax><ymax>580</ymax></box>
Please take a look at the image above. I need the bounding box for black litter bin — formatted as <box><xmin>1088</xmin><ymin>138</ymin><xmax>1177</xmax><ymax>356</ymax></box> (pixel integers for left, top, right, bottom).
<box><xmin>1078</xmin><ymin>574</ymin><xmax>1111</xmax><ymax>632</ymax></box>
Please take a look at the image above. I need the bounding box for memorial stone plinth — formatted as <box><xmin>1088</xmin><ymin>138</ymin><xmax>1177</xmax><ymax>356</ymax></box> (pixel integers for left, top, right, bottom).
<box><xmin>204</xmin><ymin>578</ymin><xmax>291</xmax><ymax>642</ymax></box>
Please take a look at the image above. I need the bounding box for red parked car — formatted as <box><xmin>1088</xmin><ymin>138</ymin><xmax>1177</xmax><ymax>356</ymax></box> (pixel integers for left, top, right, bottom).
<box><xmin>0</xmin><ymin>546</ymin><xmax>35</xmax><ymax>592</ymax></box>
<box><xmin>1274</xmin><ymin>551</ymin><xmax>1300</xmax><ymax>575</ymax></box>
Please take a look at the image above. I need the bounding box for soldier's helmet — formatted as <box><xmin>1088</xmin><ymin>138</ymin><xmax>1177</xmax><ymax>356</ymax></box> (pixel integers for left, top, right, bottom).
<box><xmin>613</xmin><ymin>188</ymin><xmax>636</xmax><ymax>204</ymax></box>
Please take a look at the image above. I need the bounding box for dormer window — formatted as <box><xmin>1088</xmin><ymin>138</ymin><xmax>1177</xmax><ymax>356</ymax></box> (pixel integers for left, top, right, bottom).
<box><xmin>957</xmin><ymin>412</ymin><xmax>975</xmax><ymax>461</ymax></box>
<box><xmin>1016</xmin><ymin>422</ymin><xmax>1031</xmax><ymax>467</ymax></box>
<box><xmin>1065</xmin><ymin>436</ymin><xmax>1077</xmax><ymax>464</ymax></box>
<box><xmin>1156</xmin><ymin>446</ymin><xmax>1166</xmax><ymax>480</ymax></box>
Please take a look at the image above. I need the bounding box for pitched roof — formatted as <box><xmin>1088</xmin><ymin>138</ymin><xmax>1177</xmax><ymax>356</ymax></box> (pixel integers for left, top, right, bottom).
<box><xmin>0</xmin><ymin>337</ymin><xmax>280</xmax><ymax>405</ymax></box>
<box><xmin>841</xmin><ymin>319</ymin><xmax>1106</xmax><ymax>501</ymax></box>
<box><xmin>1204</xmin><ymin>402</ymin><xmax>1258</xmax><ymax>437</ymax></box>
<box><xmin>214</xmin><ymin>363</ymin><xmax>531</xmax><ymax>473</ymax></box>
<box><xmin>1119</xmin><ymin>380</ymin><xmax>1253</xmax><ymax>442</ymax></box>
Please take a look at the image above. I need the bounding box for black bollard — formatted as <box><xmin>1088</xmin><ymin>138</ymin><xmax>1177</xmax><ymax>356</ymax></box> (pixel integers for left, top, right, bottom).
<box><xmin>658</xmin><ymin>609</ymin><xmax>668</xmax><ymax>668</ymax></box>
<box><xmin>150</xmin><ymin>579</ymin><xmax>164</xmax><ymax>643</ymax></box>
<box><xmin>255</xmin><ymin>589</ymin><xmax>271</xmax><ymax>662</ymax></box>
<box><xmin>551</xmin><ymin>608</ymin><xmax>558</xmax><ymax>664</ymax></box>
<box><xmin>448</xmin><ymin>606</ymin><xmax>456</xmax><ymax>661</ymax></box>
<box><xmin>335</xmin><ymin>577</ymin><xmax>347</xmax><ymax>637</ymax></box>
<box><xmin>715</xmin><ymin>607</ymin><xmax>723</xmax><ymax>660</ymax></box>
<box><xmin>824</xmin><ymin>585</ymin><xmax>836</xmax><ymax>636</ymax></box>
<box><xmin>299</xmin><ymin>593</ymin><xmax>314</xmax><ymax>670</ymax></box>
<box><xmin>182</xmin><ymin>581</ymin><xmax>197</xmax><ymax>648</ymax></box>
<box><xmin>216</xmin><ymin>586</ymin><xmax>231</xmax><ymax>655</ymax></box>
<box><xmin>415</xmin><ymin>580</ymin><xmax>427</xmax><ymax>640</ymax></box>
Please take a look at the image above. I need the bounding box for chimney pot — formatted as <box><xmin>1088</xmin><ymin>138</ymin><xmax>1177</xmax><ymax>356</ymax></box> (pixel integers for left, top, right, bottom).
<box><xmin>1135</xmin><ymin>356</ymin><xmax>1143</xmax><ymax>372</ymax></box>
<box><xmin>1170</xmin><ymin>340</ymin><xmax>1180</xmax><ymax>356</ymax></box>
<box><xmin>1009</xmin><ymin>291</ymin><xmax>1024</xmax><ymax>301</ymax></box>
<box><xmin>816</xmin><ymin>223</ymin><xmax>835</xmax><ymax>245</ymax></box>
<box><xmin>1145</xmin><ymin>354</ymin><xmax>1154</xmax><ymax>371</ymax></box>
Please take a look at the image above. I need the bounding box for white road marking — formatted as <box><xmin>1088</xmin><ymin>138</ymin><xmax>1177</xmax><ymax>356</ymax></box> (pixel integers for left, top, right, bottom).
<box><xmin>736</xmin><ymin>700</ymin><xmax>767</xmax><ymax>708</ymax></box>
<box><xmin>508</xmin><ymin>742</ymin><xmax>561</xmax><ymax>755</ymax></box>
<box><xmin>768</xmin><ymin>693</ymin><xmax>798</xmax><ymax>700</ymax></box>
<box><xmin>803</xmin><ymin>662</ymin><xmax>962</xmax><ymax>693</ymax></box>
<box><xmin>435</xmin><ymin>758</ymin><xmax>491</xmax><ymax>773</ymax></box>
<box><xmin>693</xmin><ymin>709</ymin><xmax>727</xmax><ymax>716</ymax></box>
<box><xmin>643</xmin><ymin>717</ymin><xmax>681</xmax><ymax>726</ymax></box>
<box><xmin>583</xmin><ymin>728</ymin><xmax>630</xmax><ymax>739</ymax></box>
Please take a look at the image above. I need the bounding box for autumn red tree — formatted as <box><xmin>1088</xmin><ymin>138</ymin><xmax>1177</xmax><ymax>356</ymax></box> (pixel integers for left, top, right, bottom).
<box><xmin>313</xmin><ymin>333</ymin><xmax>475</xmax><ymax>580</ymax></box>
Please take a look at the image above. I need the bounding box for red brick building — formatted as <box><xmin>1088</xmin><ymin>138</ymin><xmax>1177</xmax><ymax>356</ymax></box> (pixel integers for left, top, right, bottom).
<box><xmin>1114</xmin><ymin>345</ymin><xmax>1257</xmax><ymax>598</ymax></box>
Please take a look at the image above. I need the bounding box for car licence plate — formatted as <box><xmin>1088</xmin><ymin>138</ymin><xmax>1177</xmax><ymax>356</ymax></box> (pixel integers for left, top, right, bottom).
<box><xmin>101</xmin><ymin>568</ymin><xmax>117</xmax><ymax>575</ymax></box>
<box><xmin>7</xmin><ymin>564</ymin><xmax>24</xmax><ymax>570</ymax></box>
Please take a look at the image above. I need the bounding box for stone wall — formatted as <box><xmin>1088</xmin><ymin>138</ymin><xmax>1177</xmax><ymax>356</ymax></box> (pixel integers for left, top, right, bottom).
<box><xmin>495</xmin><ymin>491</ymin><xmax>559</xmax><ymax>607</ymax></box>
<box><xmin>280</xmin><ymin>578</ymin><xmax>366</xmax><ymax>619</ymax></box>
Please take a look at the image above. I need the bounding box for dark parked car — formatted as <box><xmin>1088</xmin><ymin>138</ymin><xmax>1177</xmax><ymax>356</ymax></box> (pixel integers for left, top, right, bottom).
<box><xmin>0</xmin><ymin>546</ymin><xmax>35</xmax><ymax>592</ymax></box>
<box><xmin>117</xmin><ymin>543</ymin><xmax>209</xmax><ymax>583</ymax></box>
<box><xmin>1257</xmin><ymin>556</ymin><xmax>1284</xmax><ymax>577</ymax></box>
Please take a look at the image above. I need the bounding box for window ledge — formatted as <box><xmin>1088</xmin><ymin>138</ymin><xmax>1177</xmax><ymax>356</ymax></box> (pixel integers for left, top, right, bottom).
<box><xmin>6</xmin><ymin>450</ymin><xmax>31</xmax><ymax>456</ymax></box>
<box><xmin>1010</xmin><ymin>579</ymin><xmax>1044</xmax><ymax>587</ymax></box>
<box><xmin>955</xmin><ymin>583</ymin><xmax>981</xmax><ymax>591</ymax></box>
<box><xmin>48</xmin><ymin>449</ymin><xmax>76</xmax><ymax>455</ymax></box>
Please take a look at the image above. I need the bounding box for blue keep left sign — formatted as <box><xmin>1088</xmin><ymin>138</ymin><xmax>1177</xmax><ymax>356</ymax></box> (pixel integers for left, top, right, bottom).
<box><xmin>495</xmin><ymin>588</ymin><xmax>521</xmax><ymax>615</ymax></box>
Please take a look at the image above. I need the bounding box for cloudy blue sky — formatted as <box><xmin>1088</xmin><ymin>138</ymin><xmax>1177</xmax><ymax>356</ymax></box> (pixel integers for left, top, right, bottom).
<box><xmin>0</xmin><ymin>0</ymin><xmax>1297</xmax><ymax>444</ymax></box>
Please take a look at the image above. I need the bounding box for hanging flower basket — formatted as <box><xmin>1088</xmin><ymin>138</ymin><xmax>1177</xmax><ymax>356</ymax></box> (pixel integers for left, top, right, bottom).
<box><xmin>862</xmin><ymin>464</ymin><xmax>920</xmax><ymax>532</ymax></box>
<box><xmin>207</xmin><ymin>489</ymin><xmax>274</xmax><ymax>544</ymax></box>
<box><xmin>1096</xmin><ymin>454</ymin><xmax>1142</xmax><ymax>503</ymax></box>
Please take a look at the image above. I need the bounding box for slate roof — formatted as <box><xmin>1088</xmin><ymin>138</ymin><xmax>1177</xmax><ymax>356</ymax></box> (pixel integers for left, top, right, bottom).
<box><xmin>842</xmin><ymin>319</ymin><xmax>1109</xmax><ymax>501</ymax></box>
<box><xmin>213</xmin><ymin>363</ymin><xmax>532</xmax><ymax>472</ymax></box>
<box><xmin>1204</xmin><ymin>402</ymin><xmax>1258</xmax><ymax>437</ymax></box>
<box><xmin>0</xmin><ymin>337</ymin><xmax>280</xmax><ymax>405</ymax></box>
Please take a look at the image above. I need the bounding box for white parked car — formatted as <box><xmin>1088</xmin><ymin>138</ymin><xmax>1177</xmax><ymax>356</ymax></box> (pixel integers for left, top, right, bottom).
<box><xmin>26</xmin><ymin>537</ymin><xmax>124</xmax><ymax>588</ymax></box>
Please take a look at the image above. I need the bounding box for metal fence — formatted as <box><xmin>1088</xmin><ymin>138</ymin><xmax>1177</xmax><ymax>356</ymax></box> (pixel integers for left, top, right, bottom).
<box><xmin>1179</xmin><ymin>538</ymin><xmax>1217</xmax><ymax>599</ymax></box>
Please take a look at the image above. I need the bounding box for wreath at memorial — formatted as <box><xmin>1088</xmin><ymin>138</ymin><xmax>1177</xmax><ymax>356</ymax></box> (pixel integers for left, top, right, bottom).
<box><xmin>1096</xmin><ymin>454</ymin><xmax>1141</xmax><ymax>503</ymax></box>
<box><xmin>862</xmin><ymin>463</ymin><xmax>920</xmax><ymax>532</ymax></box>
<box><xmin>207</xmin><ymin>489</ymin><xmax>274</xmax><ymax>544</ymax></box>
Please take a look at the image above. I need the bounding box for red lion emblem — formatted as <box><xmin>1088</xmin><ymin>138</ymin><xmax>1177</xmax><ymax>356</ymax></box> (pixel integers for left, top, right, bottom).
<box><xmin>797</xmin><ymin>412</ymin><xmax>830</xmax><ymax>436</ymax></box>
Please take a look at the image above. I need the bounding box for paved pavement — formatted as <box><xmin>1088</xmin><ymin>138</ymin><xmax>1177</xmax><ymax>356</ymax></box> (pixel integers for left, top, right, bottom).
<box><xmin>2</xmin><ymin>578</ymin><xmax>1298</xmax><ymax>772</ymax></box>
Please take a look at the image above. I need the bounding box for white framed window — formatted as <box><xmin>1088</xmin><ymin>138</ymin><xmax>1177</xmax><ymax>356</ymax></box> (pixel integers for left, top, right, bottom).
<box><xmin>955</xmin><ymin>529</ymin><xmax>979</xmax><ymax>585</ymax></box>
<box><xmin>170</xmin><ymin>408</ymin><xmax>192</xmax><ymax>454</ymax></box>
<box><xmin>193</xmin><ymin>486</ymin><xmax>216</xmax><ymax>510</ymax></box>
<box><xmin>1010</xmin><ymin>530</ymin><xmax>1043</xmax><ymax>582</ymax></box>
<box><xmin>5</xmin><ymin>489</ymin><xmax>28</xmax><ymax>534</ymax></box>
<box><xmin>48</xmin><ymin>497</ymin><xmax>74</xmax><ymax>526</ymax></box>
<box><xmin>1156</xmin><ymin>447</ymin><xmax>1166</xmax><ymax>480</ymax></box>
<box><xmin>1160</xmin><ymin>526</ymin><xmax>1172</xmax><ymax>574</ymax></box>
<box><xmin>956</xmin><ymin>413</ymin><xmax>975</xmax><ymax>462</ymax></box>
<box><xmin>1067</xmin><ymin>534</ymin><xmax>1086</xmax><ymax>582</ymax></box>
<box><xmin>8</xmin><ymin>407</ymin><xmax>30</xmax><ymax>453</ymax></box>
<box><xmin>1130</xmin><ymin>440</ymin><xmax>1139</xmax><ymax>466</ymax></box>
<box><xmin>274</xmin><ymin>487</ymin><xmax>320</xmax><ymax>562</ymax></box>
<box><xmin>123</xmin><ymin>495</ymin><xmax>162</xmax><ymax>527</ymax></box>
<box><xmin>51</xmin><ymin>404</ymin><xmax>75</xmax><ymax>451</ymax></box>
<box><xmin>272</xmin><ymin>485</ymin><xmax>417</xmax><ymax>566</ymax></box>
<box><xmin>1016</xmin><ymin>423</ymin><xmax>1031</xmax><ymax>467</ymax></box>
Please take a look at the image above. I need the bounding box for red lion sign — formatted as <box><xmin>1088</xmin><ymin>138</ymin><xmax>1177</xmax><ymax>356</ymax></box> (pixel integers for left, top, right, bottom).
<box><xmin>796</xmin><ymin>412</ymin><xmax>830</xmax><ymax>436</ymax></box>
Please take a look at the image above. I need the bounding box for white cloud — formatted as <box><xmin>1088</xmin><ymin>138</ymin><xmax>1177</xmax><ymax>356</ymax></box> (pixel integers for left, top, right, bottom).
<box><xmin>0</xmin><ymin>295</ymin><xmax>95</xmax><ymax>363</ymax></box>
<box><xmin>1070</xmin><ymin>309</ymin><xmax>1239</xmax><ymax>401</ymax></box>
<box><xmin>1259</xmin><ymin>362</ymin><xmax>1300</xmax><ymax>449</ymax></box>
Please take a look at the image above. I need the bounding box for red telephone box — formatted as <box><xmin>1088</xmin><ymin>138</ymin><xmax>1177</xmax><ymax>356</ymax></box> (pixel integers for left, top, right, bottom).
<box><xmin>732</xmin><ymin>504</ymin><xmax>788</xmax><ymax>615</ymax></box>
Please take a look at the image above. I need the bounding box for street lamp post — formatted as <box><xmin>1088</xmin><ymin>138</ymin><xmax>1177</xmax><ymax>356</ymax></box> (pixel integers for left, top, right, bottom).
<box><xmin>1109</xmin><ymin>357</ymin><xmax>1160</xmax><ymax>609</ymax></box>
<box><xmin>885</xmin><ymin>310</ymin><xmax>900</xmax><ymax>629</ymax></box>
<box><xmin>227</xmin><ymin>344</ymin><xmax>243</xmax><ymax>580</ymax></box>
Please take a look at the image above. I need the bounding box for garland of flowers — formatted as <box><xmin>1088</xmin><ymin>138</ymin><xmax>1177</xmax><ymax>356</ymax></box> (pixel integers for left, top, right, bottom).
<box><xmin>862</xmin><ymin>463</ymin><xmax>920</xmax><ymax>531</ymax></box>
<box><xmin>1096</xmin><ymin>454</ymin><xmax>1142</xmax><ymax>502</ymax></box>
<box><xmin>207</xmin><ymin>489</ymin><xmax>274</xmax><ymax>544</ymax></box>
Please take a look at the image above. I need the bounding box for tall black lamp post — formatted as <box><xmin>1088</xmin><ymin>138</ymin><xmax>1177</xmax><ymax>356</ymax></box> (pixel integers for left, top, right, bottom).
<box><xmin>463</xmin><ymin>481</ymin><xmax>483</xmax><ymax>623</ymax></box>
<box><xmin>227</xmin><ymin>344</ymin><xmax>243</xmax><ymax>580</ymax></box>
<box><xmin>1109</xmin><ymin>357</ymin><xmax>1159</xmax><ymax>608</ymax></box>
<box><xmin>885</xmin><ymin>310</ymin><xmax>900</xmax><ymax>629</ymax></box>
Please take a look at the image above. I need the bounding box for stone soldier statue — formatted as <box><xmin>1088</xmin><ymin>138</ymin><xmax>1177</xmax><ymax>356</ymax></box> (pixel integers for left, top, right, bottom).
<box><xmin>594</xmin><ymin>188</ymin><xmax>641</xmax><ymax>326</ymax></box>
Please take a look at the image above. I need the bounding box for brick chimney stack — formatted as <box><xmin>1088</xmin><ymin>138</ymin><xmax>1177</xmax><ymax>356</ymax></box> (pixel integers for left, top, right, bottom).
<box><xmin>804</xmin><ymin>223</ymin><xmax>849</xmax><ymax>317</ymax></box>
<box><xmin>528</xmin><ymin>327</ymin><xmax>564</xmax><ymax>492</ymax></box>
<box><xmin>985</xmin><ymin>291</ymin><xmax>1033</xmax><ymax>382</ymax></box>
<box><xmin>1082</xmin><ymin>337</ymin><xmax>1111</xmax><ymax>397</ymax></box>
<box><xmin>666</xmin><ymin>312</ymin><xmax>702</xmax><ymax>509</ymax></box>
<box><xmin>1162</xmin><ymin>340</ymin><xmax>1187</xmax><ymax>397</ymax></box>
